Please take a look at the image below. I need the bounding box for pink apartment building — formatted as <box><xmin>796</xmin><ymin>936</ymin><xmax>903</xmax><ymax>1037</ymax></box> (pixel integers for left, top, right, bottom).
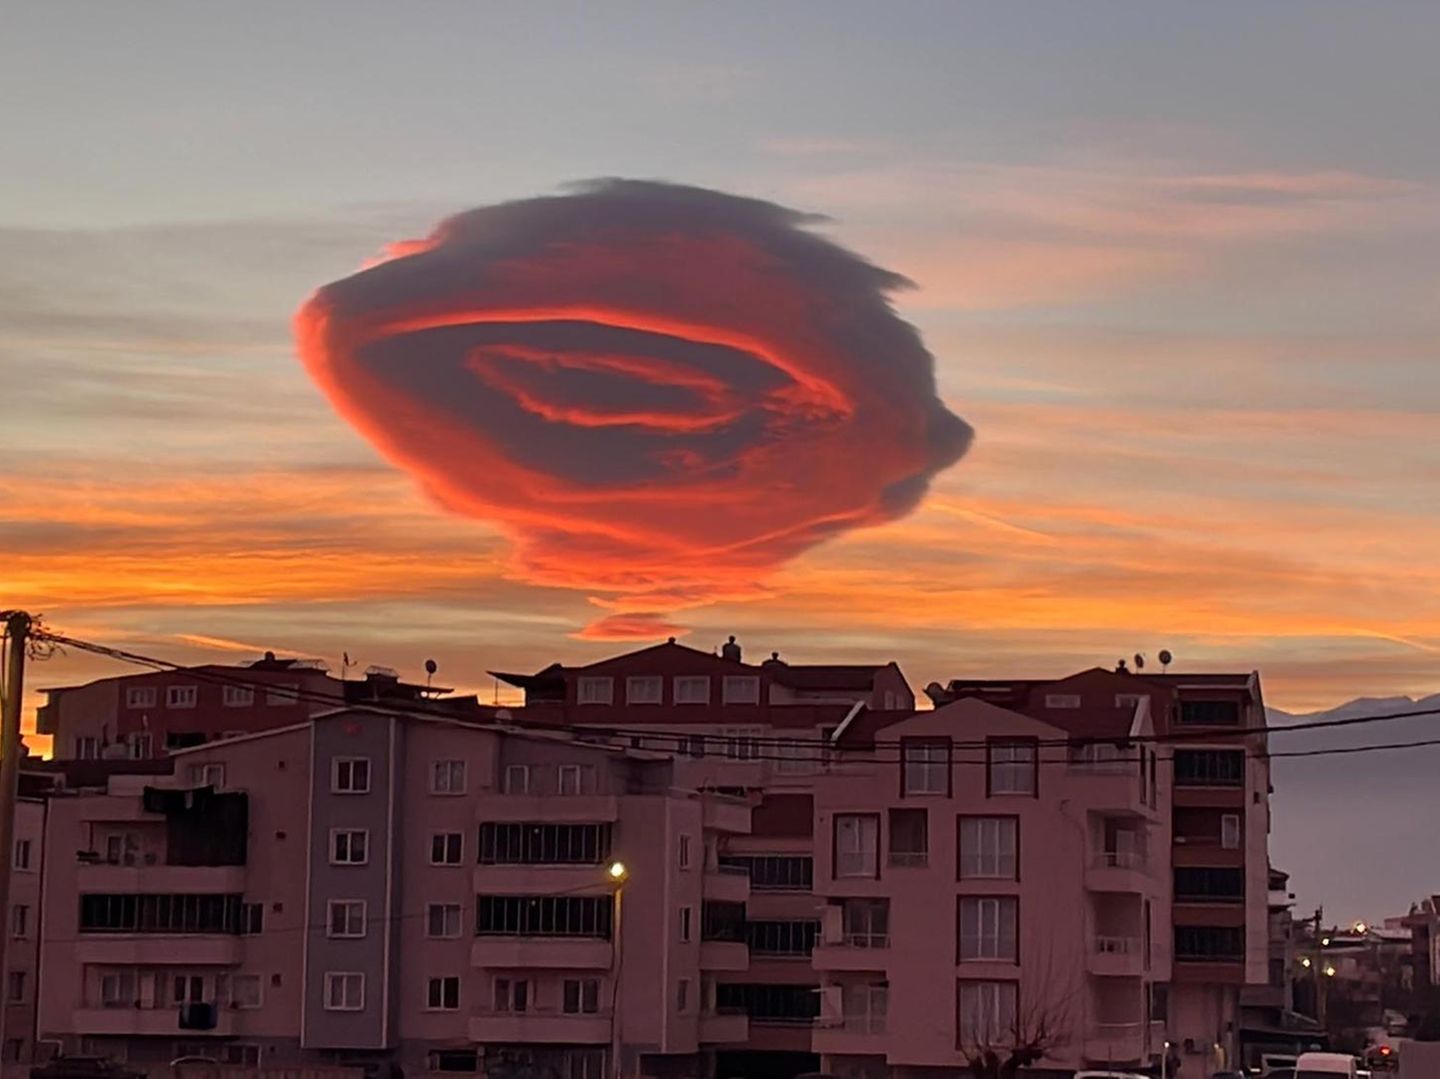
<box><xmin>33</xmin><ymin>710</ymin><xmax>754</xmax><ymax>1079</ymax></box>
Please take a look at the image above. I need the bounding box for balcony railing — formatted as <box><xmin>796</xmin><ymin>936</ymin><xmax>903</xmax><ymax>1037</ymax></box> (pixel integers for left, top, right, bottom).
<box><xmin>838</xmin><ymin>1013</ymin><xmax>887</xmax><ymax>1034</ymax></box>
<box><xmin>714</xmin><ymin>863</ymin><xmax>750</xmax><ymax>876</ymax></box>
<box><xmin>1094</xmin><ymin>849</ymin><xmax>1147</xmax><ymax>870</ymax></box>
<box><xmin>1093</xmin><ymin>935</ymin><xmax>1140</xmax><ymax>956</ymax></box>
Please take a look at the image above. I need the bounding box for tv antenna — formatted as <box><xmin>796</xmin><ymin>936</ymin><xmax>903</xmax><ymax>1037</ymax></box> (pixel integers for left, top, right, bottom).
<box><xmin>424</xmin><ymin>658</ymin><xmax>438</xmax><ymax>693</ymax></box>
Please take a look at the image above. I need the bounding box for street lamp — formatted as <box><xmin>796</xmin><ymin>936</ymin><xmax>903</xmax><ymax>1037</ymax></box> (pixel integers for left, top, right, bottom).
<box><xmin>609</xmin><ymin>861</ymin><xmax>629</xmax><ymax>1079</ymax></box>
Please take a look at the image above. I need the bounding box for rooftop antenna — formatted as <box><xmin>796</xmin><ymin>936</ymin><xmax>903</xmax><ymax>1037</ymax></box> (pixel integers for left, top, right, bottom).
<box><xmin>1158</xmin><ymin>649</ymin><xmax>1173</xmax><ymax>673</ymax></box>
<box><xmin>424</xmin><ymin>658</ymin><xmax>438</xmax><ymax>694</ymax></box>
<box><xmin>341</xmin><ymin>651</ymin><xmax>353</xmax><ymax>680</ymax></box>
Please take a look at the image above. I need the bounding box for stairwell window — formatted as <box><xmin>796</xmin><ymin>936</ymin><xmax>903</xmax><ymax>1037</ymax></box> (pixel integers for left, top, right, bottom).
<box><xmin>834</xmin><ymin>814</ymin><xmax>879</xmax><ymax>878</ymax></box>
<box><xmin>986</xmin><ymin>740</ymin><xmax>1037</xmax><ymax>796</ymax></box>
<box><xmin>11</xmin><ymin>905</ymin><xmax>28</xmax><ymax>939</ymax></box>
<box><xmin>323</xmin><ymin>972</ymin><xmax>364</xmax><ymax>1011</ymax></box>
<box><xmin>167</xmin><ymin>685</ymin><xmax>198</xmax><ymax>709</ymax></box>
<box><xmin>427</xmin><ymin>903</ymin><xmax>462</xmax><ymax>939</ymax></box>
<box><xmin>626</xmin><ymin>676</ymin><xmax>663</xmax><ymax>705</ymax></box>
<box><xmin>959</xmin><ymin>817</ymin><xmax>1018</xmax><ymax>880</ymax></box>
<box><xmin>577</xmin><ymin>677</ymin><xmax>613</xmax><ymax>706</ymax></box>
<box><xmin>13</xmin><ymin>841</ymin><xmax>31</xmax><ymax>871</ymax></box>
<box><xmin>426</xmin><ymin>976</ymin><xmax>461</xmax><ymax>1011</ymax></box>
<box><xmin>901</xmin><ymin>739</ymin><xmax>950</xmax><ymax>796</ymax></box>
<box><xmin>958</xmin><ymin>897</ymin><xmax>1018</xmax><ymax>962</ymax></box>
<box><xmin>330</xmin><ymin>829</ymin><xmax>369</xmax><ymax>865</ymax></box>
<box><xmin>327</xmin><ymin>900</ymin><xmax>366</xmax><ymax>938</ymax></box>
<box><xmin>331</xmin><ymin>757</ymin><xmax>370</xmax><ymax>794</ymax></box>
<box><xmin>6</xmin><ymin>972</ymin><xmax>25</xmax><ymax>1004</ymax></box>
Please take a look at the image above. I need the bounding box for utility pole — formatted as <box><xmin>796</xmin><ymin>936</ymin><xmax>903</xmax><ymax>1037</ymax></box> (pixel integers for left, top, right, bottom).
<box><xmin>1313</xmin><ymin>906</ymin><xmax>1328</xmax><ymax>1032</ymax></box>
<box><xmin>0</xmin><ymin>611</ymin><xmax>32</xmax><ymax>1055</ymax></box>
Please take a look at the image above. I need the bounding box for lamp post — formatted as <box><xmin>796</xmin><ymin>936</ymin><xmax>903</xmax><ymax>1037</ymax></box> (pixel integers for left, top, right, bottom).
<box><xmin>608</xmin><ymin>861</ymin><xmax>628</xmax><ymax>1079</ymax></box>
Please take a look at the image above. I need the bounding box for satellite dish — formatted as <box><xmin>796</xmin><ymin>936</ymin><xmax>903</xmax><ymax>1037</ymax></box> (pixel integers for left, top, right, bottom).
<box><xmin>425</xmin><ymin>659</ymin><xmax>438</xmax><ymax>675</ymax></box>
<box><xmin>1158</xmin><ymin>649</ymin><xmax>1173</xmax><ymax>672</ymax></box>
<box><xmin>1134</xmin><ymin>653</ymin><xmax>1145</xmax><ymax>670</ymax></box>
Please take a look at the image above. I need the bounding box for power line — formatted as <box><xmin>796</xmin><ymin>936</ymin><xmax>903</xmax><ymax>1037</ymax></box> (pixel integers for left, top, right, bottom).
<box><xmin>31</xmin><ymin>629</ymin><xmax>1440</xmax><ymax>764</ymax></box>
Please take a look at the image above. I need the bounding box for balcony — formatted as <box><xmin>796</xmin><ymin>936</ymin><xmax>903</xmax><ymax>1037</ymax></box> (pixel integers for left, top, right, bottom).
<box><xmin>76</xmin><ymin>864</ymin><xmax>247</xmax><ymax>893</ymax></box>
<box><xmin>703</xmin><ymin>798</ymin><xmax>753</xmax><ymax>835</ymax></box>
<box><xmin>75</xmin><ymin>935</ymin><xmax>243</xmax><ymax>966</ymax></box>
<box><xmin>1085</xmin><ymin>850</ymin><xmax>1151</xmax><ymax>894</ymax></box>
<box><xmin>699</xmin><ymin>941</ymin><xmax>750</xmax><ymax>972</ymax></box>
<box><xmin>482</xmin><ymin>795</ymin><xmax>619</xmax><ymax>823</ymax></box>
<box><xmin>71</xmin><ymin>1006</ymin><xmax>234</xmax><ymax>1037</ymax></box>
<box><xmin>702</xmin><ymin>864</ymin><xmax>751</xmax><ymax>904</ymax></box>
<box><xmin>1083</xmin><ymin>1021</ymin><xmax>1150</xmax><ymax>1065</ymax></box>
<box><xmin>1067</xmin><ymin>763</ymin><xmax>1153</xmax><ymax>817</ymax></box>
<box><xmin>474</xmin><ymin>864</ymin><xmax>614</xmax><ymax>894</ymax></box>
<box><xmin>470</xmin><ymin>936</ymin><xmax>613</xmax><ymax>970</ymax></box>
<box><xmin>1088</xmin><ymin>935</ymin><xmax>1144</xmax><ymax>977</ymax></box>
<box><xmin>812</xmin><ymin>1015</ymin><xmax>887</xmax><ymax>1056</ymax></box>
<box><xmin>812</xmin><ymin>935</ymin><xmax>890</xmax><ymax>973</ymax></box>
<box><xmin>698</xmin><ymin>1009</ymin><xmax>749</xmax><ymax>1045</ymax></box>
<box><xmin>467</xmin><ymin>1009</ymin><xmax>611</xmax><ymax>1044</ymax></box>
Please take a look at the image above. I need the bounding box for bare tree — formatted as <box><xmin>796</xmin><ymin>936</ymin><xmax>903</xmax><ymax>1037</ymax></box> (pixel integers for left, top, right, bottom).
<box><xmin>957</xmin><ymin>986</ymin><xmax>1075</xmax><ymax>1079</ymax></box>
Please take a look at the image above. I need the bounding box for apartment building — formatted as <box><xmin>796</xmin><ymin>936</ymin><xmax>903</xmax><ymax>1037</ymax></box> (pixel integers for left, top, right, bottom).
<box><xmin>36</xmin><ymin>656</ymin><xmax>489</xmax><ymax>762</ymax></box>
<box><xmin>930</xmin><ymin>664</ymin><xmax>1272</xmax><ymax>1075</ymax></box>
<box><xmin>34</xmin><ymin>710</ymin><xmax>753</xmax><ymax>1079</ymax></box>
<box><xmin>2</xmin><ymin>791</ymin><xmax>47</xmax><ymax>1079</ymax></box>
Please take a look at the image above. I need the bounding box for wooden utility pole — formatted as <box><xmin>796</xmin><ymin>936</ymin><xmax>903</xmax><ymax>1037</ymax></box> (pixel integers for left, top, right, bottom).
<box><xmin>1313</xmin><ymin>905</ymin><xmax>1328</xmax><ymax>1031</ymax></box>
<box><xmin>0</xmin><ymin>611</ymin><xmax>32</xmax><ymax>1054</ymax></box>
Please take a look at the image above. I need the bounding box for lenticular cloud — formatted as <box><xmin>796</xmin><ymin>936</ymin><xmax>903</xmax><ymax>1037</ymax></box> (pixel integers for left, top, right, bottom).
<box><xmin>296</xmin><ymin>180</ymin><xmax>971</xmax><ymax>635</ymax></box>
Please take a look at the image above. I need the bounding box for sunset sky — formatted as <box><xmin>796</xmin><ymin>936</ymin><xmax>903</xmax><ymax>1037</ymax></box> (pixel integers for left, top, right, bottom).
<box><xmin>5</xmin><ymin>2</ymin><xmax>1440</xmax><ymax>750</ymax></box>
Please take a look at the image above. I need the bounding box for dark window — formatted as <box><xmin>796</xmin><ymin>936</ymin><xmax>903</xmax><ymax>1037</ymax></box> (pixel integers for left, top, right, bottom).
<box><xmin>714</xmin><ymin>983</ymin><xmax>819</xmax><ymax>1023</ymax></box>
<box><xmin>477</xmin><ymin>823</ymin><xmax>611</xmax><ymax>865</ymax></box>
<box><xmin>1269</xmin><ymin>958</ymin><xmax>1285</xmax><ymax>986</ymax></box>
<box><xmin>79</xmin><ymin>893</ymin><xmax>244</xmax><ymax>934</ymax></box>
<box><xmin>1173</xmin><ymin>866</ymin><xmax>1245</xmax><ymax>902</ymax></box>
<box><xmin>701</xmin><ymin>901</ymin><xmax>747</xmax><ymax>943</ymax></box>
<box><xmin>888</xmin><ymin>808</ymin><xmax>928</xmax><ymax>866</ymax></box>
<box><xmin>240</xmin><ymin>903</ymin><xmax>263</xmax><ymax>935</ymax></box>
<box><xmin>986</xmin><ymin>739</ymin><xmax>1037</xmax><ymax>796</ymax></box>
<box><xmin>475</xmin><ymin>895</ymin><xmax>613</xmax><ymax>938</ymax></box>
<box><xmin>1150</xmin><ymin>982</ymin><xmax>1169</xmax><ymax>1021</ymax></box>
<box><xmin>1173</xmin><ymin>749</ymin><xmax>1244</xmax><ymax>787</ymax></box>
<box><xmin>744</xmin><ymin>919</ymin><xmax>819</xmax><ymax>956</ymax></box>
<box><xmin>716</xmin><ymin>854</ymin><xmax>812</xmax><ymax>891</ymax></box>
<box><xmin>562</xmin><ymin>978</ymin><xmax>601</xmax><ymax>1014</ymax></box>
<box><xmin>428</xmin><ymin>1051</ymin><xmax>478</xmax><ymax>1074</ymax></box>
<box><xmin>1178</xmin><ymin>700</ymin><xmax>1242</xmax><ymax>726</ymax></box>
<box><xmin>1174</xmin><ymin>925</ymin><xmax>1244</xmax><ymax>960</ymax></box>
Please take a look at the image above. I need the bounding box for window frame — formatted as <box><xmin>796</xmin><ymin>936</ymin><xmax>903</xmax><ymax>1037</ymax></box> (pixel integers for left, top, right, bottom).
<box><xmin>887</xmin><ymin>807</ymin><xmax>929</xmax><ymax>867</ymax></box>
<box><xmin>125</xmin><ymin>686</ymin><xmax>158</xmax><ymax>709</ymax></box>
<box><xmin>430</xmin><ymin>759</ymin><xmax>466</xmax><ymax>795</ymax></box>
<box><xmin>222</xmin><ymin>685</ymin><xmax>255</xmax><ymax>708</ymax></box>
<box><xmin>166</xmin><ymin>685</ymin><xmax>198</xmax><ymax>710</ymax></box>
<box><xmin>326</xmin><ymin>899</ymin><xmax>367</xmax><ymax>939</ymax></box>
<box><xmin>958</xmin><ymin>816</ymin><xmax>1020</xmax><ymax>881</ymax></box>
<box><xmin>426</xmin><ymin>976</ymin><xmax>461</xmax><ymax>1012</ymax></box>
<box><xmin>503</xmin><ymin>764</ymin><xmax>530</xmax><ymax>795</ymax></box>
<box><xmin>323</xmin><ymin>971</ymin><xmax>365</xmax><ymax>1012</ymax></box>
<box><xmin>986</xmin><ymin>738</ymin><xmax>1039</xmax><ymax>797</ymax></box>
<box><xmin>426</xmin><ymin>903</ymin><xmax>463</xmax><ymax>939</ymax></box>
<box><xmin>957</xmin><ymin>896</ymin><xmax>1020</xmax><ymax>963</ymax></box>
<box><xmin>721</xmin><ymin>675</ymin><xmax>760</xmax><ymax>705</ymax></box>
<box><xmin>673</xmin><ymin>676</ymin><xmax>711</xmax><ymax>705</ymax></box>
<box><xmin>833</xmin><ymin>813</ymin><xmax>880</xmax><ymax>879</ymax></box>
<box><xmin>576</xmin><ymin>677</ymin><xmax>614</xmax><ymax>706</ymax></box>
<box><xmin>330</xmin><ymin>828</ymin><xmax>370</xmax><ymax>866</ymax></box>
<box><xmin>900</xmin><ymin>738</ymin><xmax>951</xmax><ymax>797</ymax></box>
<box><xmin>331</xmin><ymin>756</ymin><xmax>371</xmax><ymax>795</ymax></box>
<box><xmin>625</xmin><ymin>675</ymin><xmax>663</xmax><ymax>705</ymax></box>
<box><xmin>956</xmin><ymin>980</ymin><xmax>1018</xmax><ymax>1048</ymax></box>
<box><xmin>430</xmin><ymin>832</ymin><xmax>464</xmax><ymax>866</ymax></box>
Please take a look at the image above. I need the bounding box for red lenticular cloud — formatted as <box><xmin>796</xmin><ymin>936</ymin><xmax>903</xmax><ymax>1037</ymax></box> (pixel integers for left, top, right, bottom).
<box><xmin>296</xmin><ymin>180</ymin><xmax>971</xmax><ymax>633</ymax></box>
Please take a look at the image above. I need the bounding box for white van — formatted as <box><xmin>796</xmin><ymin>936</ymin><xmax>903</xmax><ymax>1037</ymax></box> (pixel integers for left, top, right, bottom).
<box><xmin>1295</xmin><ymin>1052</ymin><xmax>1358</xmax><ymax>1078</ymax></box>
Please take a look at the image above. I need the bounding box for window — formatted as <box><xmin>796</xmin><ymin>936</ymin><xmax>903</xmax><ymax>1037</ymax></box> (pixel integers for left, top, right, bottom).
<box><xmin>901</xmin><ymin>739</ymin><xmax>949</xmax><ymax>795</ymax></box>
<box><xmin>479</xmin><ymin>822</ymin><xmax>612</xmax><ymax>865</ymax></box>
<box><xmin>476</xmin><ymin>895</ymin><xmax>614</xmax><ymax>938</ymax></box>
<box><xmin>323</xmin><ymin>972</ymin><xmax>364</xmax><ymax>1011</ymax></box>
<box><xmin>12</xmin><ymin>841</ymin><xmax>29</xmax><ymax>871</ymax></box>
<box><xmin>128</xmin><ymin>733</ymin><xmax>153</xmax><ymax>759</ymax></box>
<box><xmin>718</xmin><ymin>854</ymin><xmax>812</xmax><ymax>891</ymax></box>
<box><xmin>987</xmin><ymin>740</ymin><xmax>1037</xmax><ymax>796</ymax></box>
<box><xmin>100</xmin><ymin>969</ymin><xmax>136</xmax><ymax>1007</ymax></box>
<box><xmin>745</xmin><ymin>919</ymin><xmax>819</xmax><ymax>956</ymax></box>
<box><xmin>563</xmin><ymin>978</ymin><xmax>600</xmax><ymax>1015</ymax></box>
<box><xmin>79</xmin><ymin>893</ymin><xmax>246</xmax><ymax>933</ymax></box>
<box><xmin>104</xmin><ymin>835</ymin><xmax>130</xmax><ymax>866</ymax></box>
<box><xmin>835</xmin><ymin>814</ymin><xmax>878</xmax><ymax>878</ymax></box>
<box><xmin>431</xmin><ymin>759</ymin><xmax>466</xmax><ymax>794</ymax></box>
<box><xmin>266</xmin><ymin>683</ymin><xmax>300</xmax><ymax>706</ymax></box>
<box><xmin>958</xmin><ymin>897</ymin><xmax>1018</xmax><ymax>961</ymax></box>
<box><xmin>75</xmin><ymin>737</ymin><xmax>99</xmax><ymax>760</ymax></box>
<box><xmin>240</xmin><ymin>903</ymin><xmax>263</xmax><ymax>935</ymax></box>
<box><xmin>427</xmin><ymin>903</ymin><xmax>462</xmax><ymax>939</ymax></box>
<box><xmin>332</xmin><ymin>757</ymin><xmax>370</xmax><ymax>794</ymax></box>
<box><xmin>222</xmin><ymin>685</ymin><xmax>255</xmax><ymax>708</ymax></box>
<box><xmin>330</xmin><ymin>829</ymin><xmax>369</xmax><ymax>865</ymax></box>
<box><xmin>701</xmin><ymin>901</ymin><xmax>747</xmax><ymax>943</ymax></box>
<box><xmin>427</xmin><ymin>976</ymin><xmax>461</xmax><ymax>1011</ymax></box>
<box><xmin>186</xmin><ymin>762</ymin><xmax>225</xmax><ymax>789</ymax></box>
<box><xmin>10</xmin><ymin>905</ymin><xmax>27</xmax><ymax>938</ymax></box>
<box><xmin>843</xmin><ymin>982</ymin><xmax>888</xmax><ymax>1033</ymax></box>
<box><xmin>1174</xmin><ymin>925</ymin><xmax>1244</xmax><ymax>960</ymax></box>
<box><xmin>431</xmin><ymin>833</ymin><xmax>463</xmax><ymax>866</ymax></box>
<box><xmin>230</xmin><ymin>974</ymin><xmax>262</xmax><ymax>1009</ymax></box>
<box><xmin>1044</xmin><ymin>693</ymin><xmax>1080</xmax><ymax>709</ymax></box>
<box><xmin>172</xmin><ymin>974</ymin><xmax>205</xmax><ymax>1006</ymax></box>
<box><xmin>503</xmin><ymin>764</ymin><xmax>530</xmax><ymax>794</ymax></box>
<box><xmin>957</xmin><ymin>981</ymin><xmax>1017</xmax><ymax>1047</ymax></box>
<box><xmin>679</xmin><ymin>906</ymin><xmax>693</xmax><ymax>943</ymax></box>
<box><xmin>674</xmin><ymin>676</ymin><xmax>710</xmax><ymax>704</ymax></box>
<box><xmin>678</xmin><ymin>834</ymin><xmax>692</xmax><ymax>870</ymax></box>
<box><xmin>714</xmin><ymin>983</ymin><xmax>819</xmax><ymax>1023</ymax></box>
<box><xmin>428</xmin><ymin>1051</ymin><xmax>479</xmax><ymax>1074</ymax></box>
<box><xmin>722</xmin><ymin>675</ymin><xmax>760</xmax><ymax>704</ymax></box>
<box><xmin>842</xmin><ymin>898</ymin><xmax>890</xmax><ymax>948</ymax></box>
<box><xmin>959</xmin><ymin>817</ymin><xmax>1018</xmax><ymax>880</ymax></box>
<box><xmin>7</xmin><ymin>972</ymin><xmax>25</xmax><ymax>1004</ymax></box>
<box><xmin>626</xmin><ymin>676</ymin><xmax>663</xmax><ymax>705</ymax></box>
<box><xmin>682</xmin><ymin>734</ymin><xmax>707</xmax><ymax>758</ymax></box>
<box><xmin>125</xmin><ymin>686</ymin><xmax>157</xmax><ymax>709</ymax></box>
<box><xmin>1178</xmin><ymin>699</ymin><xmax>1243</xmax><ymax>726</ymax></box>
<box><xmin>677</xmin><ymin>978</ymin><xmax>692</xmax><ymax>1014</ymax></box>
<box><xmin>494</xmin><ymin>977</ymin><xmax>531</xmax><ymax>1012</ymax></box>
<box><xmin>1174</xmin><ymin>749</ymin><xmax>1244</xmax><ymax>787</ymax></box>
<box><xmin>888</xmin><ymin>808</ymin><xmax>928</xmax><ymax>866</ymax></box>
<box><xmin>722</xmin><ymin>729</ymin><xmax>761</xmax><ymax>760</ymax></box>
<box><xmin>167</xmin><ymin>685</ymin><xmax>198</xmax><ymax>709</ymax></box>
<box><xmin>1221</xmin><ymin>813</ymin><xmax>1242</xmax><ymax>850</ymax></box>
<box><xmin>1173</xmin><ymin>866</ymin><xmax>1245</xmax><ymax>903</ymax></box>
<box><xmin>327</xmin><ymin>900</ymin><xmax>366</xmax><ymax>938</ymax></box>
<box><xmin>558</xmin><ymin>764</ymin><xmax>594</xmax><ymax>795</ymax></box>
<box><xmin>577</xmin><ymin>677</ymin><xmax>613</xmax><ymax>705</ymax></box>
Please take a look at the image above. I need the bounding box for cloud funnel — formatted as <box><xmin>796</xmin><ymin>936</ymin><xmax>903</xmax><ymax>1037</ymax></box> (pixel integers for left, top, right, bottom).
<box><xmin>296</xmin><ymin>180</ymin><xmax>971</xmax><ymax>635</ymax></box>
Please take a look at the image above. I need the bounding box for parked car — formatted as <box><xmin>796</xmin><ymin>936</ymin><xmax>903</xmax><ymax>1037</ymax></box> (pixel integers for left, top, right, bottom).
<box><xmin>1295</xmin><ymin>1051</ymin><xmax>1359</xmax><ymax>1078</ymax></box>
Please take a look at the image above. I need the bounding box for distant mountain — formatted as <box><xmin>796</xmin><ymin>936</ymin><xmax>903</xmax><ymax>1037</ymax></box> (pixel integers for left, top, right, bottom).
<box><xmin>1266</xmin><ymin>695</ymin><xmax>1440</xmax><ymax>925</ymax></box>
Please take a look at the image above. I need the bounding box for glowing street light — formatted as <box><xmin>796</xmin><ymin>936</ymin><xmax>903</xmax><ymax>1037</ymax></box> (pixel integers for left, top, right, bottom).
<box><xmin>1353</xmin><ymin>920</ymin><xmax>1369</xmax><ymax>934</ymax></box>
<box><xmin>1325</xmin><ymin>965</ymin><xmax>1337</xmax><ymax>978</ymax></box>
<box><xmin>1301</xmin><ymin>957</ymin><xmax>1312</xmax><ymax>968</ymax></box>
<box><xmin>608</xmin><ymin>861</ymin><xmax>629</xmax><ymax>881</ymax></box>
